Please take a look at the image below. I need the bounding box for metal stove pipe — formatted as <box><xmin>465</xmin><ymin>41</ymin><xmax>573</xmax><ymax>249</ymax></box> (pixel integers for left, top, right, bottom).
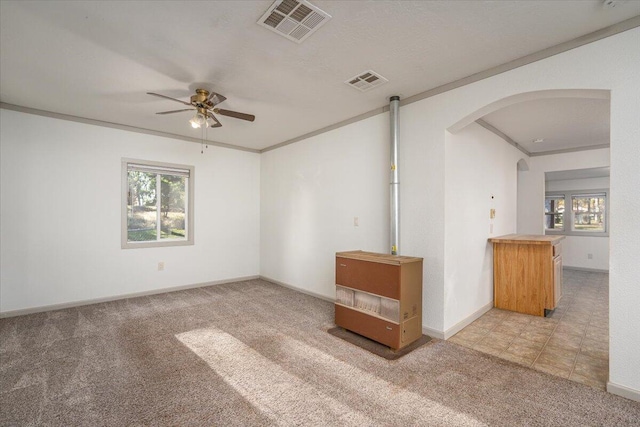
<box><xmin>390</xmin><ymin>96</ymin><xmax>400</xmax><ymax>255</ymax></box>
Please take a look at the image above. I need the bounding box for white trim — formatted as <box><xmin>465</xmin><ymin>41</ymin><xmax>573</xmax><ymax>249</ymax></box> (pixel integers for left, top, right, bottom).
<box><xmin>563</xmin><ymin>266</ymin><xmax>609</xmax><ymax>273</ymax></box>
<box><xmin>443</xmin><ymin>301</ymin><xmax>494</xmax><ymax>340</ymax></box>
<box><xmin>0</xmin><ymin>275</ymin><xmax>260</xmax><ymax>318</ymax></box>
<box><xmin>607</xmin><ymin>381</ymin><xmax>640</xmax><ymax>402</ymax></box>
<box><xmin>0</xmin><ymin>102</ymin><xmax>260</xmax><ymax>154</ymax></box>
<box><xmin>259</xmin><ymin>276</ymin><xmax>335</xmax><ymax>303</ymax></box>
<box><xmin>422</xmin><ymin>326</ymin><xmax>444</xmax><ymax>340</ymax></box>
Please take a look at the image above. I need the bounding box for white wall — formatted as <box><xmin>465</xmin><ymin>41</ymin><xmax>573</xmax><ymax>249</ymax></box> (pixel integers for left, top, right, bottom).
<box><xmin>260</xmin><ymin>115</ymin><xmax>389</xmax><ymax>299</ymax></box>
<box><xmin>545</xmin><ymin>176</ymin><xmax>610</xmax><ymax>271</ymax></box>
<box><xmin>0</xmin><ymin>109</ymin><xmax>261</xmax><ymax>313</ymax></box>
<box><xmin>444</xmin><ymin>123</ymin><xmax>523</xmax><ymax>333</ymax></box>
<box><xmin>260</xmin><ymin>27</ymin><xmax>640</xmax><ymax>396</ymax></box>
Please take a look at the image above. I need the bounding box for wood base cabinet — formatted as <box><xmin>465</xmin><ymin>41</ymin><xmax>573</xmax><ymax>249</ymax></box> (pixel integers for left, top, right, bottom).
<box><xmin>334</xmin><ymin>251</ymin><xmax>423</xmax><ymax>350</ymax></box>
<box><xmin>489</xmin><ymin>234</ymin><xmax>565</xmax><ymax>317</ymax></box>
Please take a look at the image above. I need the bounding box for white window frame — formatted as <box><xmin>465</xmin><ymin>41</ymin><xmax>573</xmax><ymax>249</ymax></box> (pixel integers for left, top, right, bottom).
<box><xmin>544</xmin><ymin>194</ymin><xmax>565</xmax><ymax>232</ymax></box>
<box><xmin>121</xmin><ymin>158</ymin><xmax>195</xmax><ymax>249</ymax></box>
<box><xmin>544</xmin><ymin>189</ymin><xmax>608</xmax><ymax>237</ymax></box>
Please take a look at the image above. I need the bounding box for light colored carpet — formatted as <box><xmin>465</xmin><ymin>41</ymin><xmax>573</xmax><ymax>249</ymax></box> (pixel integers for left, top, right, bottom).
<box><xmin>1</xmin><ymin>279</ymin><xmax>639</xmax><ymax>426</ymax></box>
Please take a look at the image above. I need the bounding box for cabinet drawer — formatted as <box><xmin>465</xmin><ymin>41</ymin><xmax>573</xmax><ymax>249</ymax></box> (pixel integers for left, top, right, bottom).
<box><xmin>553</xmin><ymin>243</ymin><xmax>562</xmax><ymax>257</ymax></box>
<box><xmin>335</xmin><ymin>304</ymin><xmax>400</xmax><ymax>349</ymax></box>
<box><xmin>336</xmin><ymin>257</ymin><xmax>400</xmax><ymax>300</ymax></box>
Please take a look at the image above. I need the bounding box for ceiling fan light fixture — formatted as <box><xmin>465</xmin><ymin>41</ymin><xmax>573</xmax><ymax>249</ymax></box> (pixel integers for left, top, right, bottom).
<box><xmin>189</xmin><ymin>112</ymin><xmax>207</xmax><ymax>128</ymax></box>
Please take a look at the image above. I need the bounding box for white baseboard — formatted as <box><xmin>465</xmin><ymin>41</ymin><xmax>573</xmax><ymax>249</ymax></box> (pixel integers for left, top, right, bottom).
<box><xmin>422</xmin><ymin>326</ymin><xmax>444</xmax><ymax>340</ymax></box>
<box><xmin>607</xmin><ymin>381</ymin><xmax>640</xmax><ymax>402</ymax></box>
<box><xmin>443</xmin><ymin>301</ymin><xmax>494</xmax><ymax>340</ymax></box>
<box><xmin>564</xmin><ymin>266</ymin><xmax>609</xmax><ymax>273</ymax></box>
<box><xmin>0</xmin><ymin>275</ymin><xmax>260</xmax><ymax>318</ymax></box>
<box><xmin>260</xmin><ymin>275</ymin><xmax>335</xmax><ymax>303</ymax></box>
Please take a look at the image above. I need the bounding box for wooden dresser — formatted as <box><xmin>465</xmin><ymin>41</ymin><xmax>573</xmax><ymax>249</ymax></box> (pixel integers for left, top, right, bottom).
<box><xmin>334</xmin><ymin>251</ymin><xmax>423</xmax><ymax>350</ymax></box>
<box><xmin>489</xmin><ymin>234</ymin><xmax>565</xmax><ymax>317</ymax></box>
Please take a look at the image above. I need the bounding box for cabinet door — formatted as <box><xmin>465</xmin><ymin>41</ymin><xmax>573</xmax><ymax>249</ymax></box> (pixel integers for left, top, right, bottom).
<box><xmin>554</xmin><ymin>255</ymin><xmax>563</xmax><ymax>306</ymax></box>
<box><xmin>336</xmin><ymin>257</ymin><xmax>400</xmax><ymax>300</ymax></box>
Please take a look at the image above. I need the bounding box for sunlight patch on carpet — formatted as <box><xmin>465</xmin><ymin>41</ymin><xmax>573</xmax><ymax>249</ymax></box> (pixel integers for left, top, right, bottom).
<box><xmin>176</xmin><ymin>328</ymin><xmax>374</xmax><ymax>425</ymax></box>
<box><xmin>177</xmin><ymin>328</ymin><xmax>486</xmax><ymax>426</ymax></box>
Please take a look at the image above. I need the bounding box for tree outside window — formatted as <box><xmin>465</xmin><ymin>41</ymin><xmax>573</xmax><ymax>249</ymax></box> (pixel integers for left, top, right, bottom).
<box><xmin>122</xmin><ymin>160</ymin><xmax>194</xmax><ymax>248</ymax></box>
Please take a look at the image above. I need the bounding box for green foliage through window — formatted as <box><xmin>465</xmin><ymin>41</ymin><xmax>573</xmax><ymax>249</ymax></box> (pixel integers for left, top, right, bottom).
<box><xmin>126</xmin><ymin>166</ymin><xmax>188</xmax><ymax>243</ymax></box>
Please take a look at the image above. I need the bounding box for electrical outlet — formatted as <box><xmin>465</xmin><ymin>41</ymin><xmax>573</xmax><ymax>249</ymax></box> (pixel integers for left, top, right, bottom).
<box><xmin>354</xmin><ymin>217</ymin><xmax>359</xmax><ymax>227</ymax></box>
<box><xmin>587</xmin><ymin>254</ymin><xmax>593</xmax><ymax>260</ymax></box>
<box><xmin>158</xmin><ymin>262</ymin><xmax>165</xmax><ymax>271</ymax></box>
<box><xmin>490</xmin><ymin>209</ymin><xmax>496</xmax><ymax>219</ymax></box>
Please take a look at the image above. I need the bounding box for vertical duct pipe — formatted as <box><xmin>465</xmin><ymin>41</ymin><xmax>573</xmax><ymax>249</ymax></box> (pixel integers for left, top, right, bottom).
<box><xmin>390</xmin><ymin>96</ymin><xmax>400</xmax><ymax>255</ymax></box>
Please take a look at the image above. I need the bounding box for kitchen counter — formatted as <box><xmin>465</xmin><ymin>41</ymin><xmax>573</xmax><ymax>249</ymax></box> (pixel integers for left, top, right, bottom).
<box><xmin>489</xmin><ymin>234</ymin><xmax>564</xmax><ymax>316</ymax></box>
<box><xmin>489</xmin><ymin>234</ymin><xmax>565</xmax><ymax>245</ymax></box>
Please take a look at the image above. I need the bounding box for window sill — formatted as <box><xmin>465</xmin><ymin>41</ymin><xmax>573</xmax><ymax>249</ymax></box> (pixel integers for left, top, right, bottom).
<box><xmin>121</xmin><ymin>239</ymin><xmax>194</xmax><ymax>249</ymax></box>
<box><xmin>544</xmin><ymin>230</ymin><xmax>609</xmax><ymax>238</ymax></box>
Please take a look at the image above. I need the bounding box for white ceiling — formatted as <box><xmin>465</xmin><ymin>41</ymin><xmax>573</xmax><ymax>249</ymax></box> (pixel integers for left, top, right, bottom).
<box><xmin>481</xmin><ymin>97</ymin><xmax>611</xmax><ymax>154</ymax></box>
<box><xmin>1</xmin><ymin>1</ymin><xmax>639</xmax><ymax>151</ymax></box>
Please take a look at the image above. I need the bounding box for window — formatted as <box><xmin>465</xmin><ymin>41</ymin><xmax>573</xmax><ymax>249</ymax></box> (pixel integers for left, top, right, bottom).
<box><xmin>544</xmin><ymin>189</ymin><xmax>607</xmax><ymax>236</ymax></box>
<box><xmin>122</xmin><ymin>159</ymin><xmax>194</xmax><ymax>248</ymax></box>
<box><xmin>572</xmin><ymin>193</ymin><xmax>606</xmax><ymax>232</ymax></box>
<box><xmin>544</xmin><ymin>195</ymin><xmax>565</xmax><ymax>231</ymax></box>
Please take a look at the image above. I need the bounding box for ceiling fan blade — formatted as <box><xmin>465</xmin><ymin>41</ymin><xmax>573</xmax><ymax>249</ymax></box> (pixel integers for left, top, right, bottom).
<box><xmin>207</xmin><ymin>112</ymin><xmax>222</xmax><ymax>128</ymax></box>
<box><xmin>156</xmin><ymin>109</ymin><xmax>195</xmax><ymax>115</ymax></box>
<box><xmin>214</xmin><ymin>108</ymin><xmax>255</xmax><ymax>122</ymax></box>
<box><xmin>147</xmin><ymin>92</ymin><xmax>192</xmax><ymax>106</ymax></box>
<box><xmin>208</xmin><ymin>92</ymin><xmax>227</xmax><ymax>106</ymax></box>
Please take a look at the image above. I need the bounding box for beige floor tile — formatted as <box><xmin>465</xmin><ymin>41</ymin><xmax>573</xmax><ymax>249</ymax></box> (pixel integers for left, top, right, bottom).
<box><xmin>493</xmin><ymin>323</ymin><xmax>523</xmax><ymax>337</ymax></box>
<box><xmin>510</xmin><ymin>337</ymin><xmax>546</xmax><ymax>351</ymax></box>
<box><xmin>546</xmin><ymin>334</ymin><xmax>583</xmax><ymax>351</ymax></box>
<box><xmin>477</xmin><ymin>336</ymin><xmax>512</xmax><ymax>351</ymax></box>
<box><xmin>447</xmin><ymin>334</ymin><xmax>476</xmax><ymax>348</ymax></box>
<box><xmin>579</xmin><ymin>342</ymin><xmax>609</xmax><ymax>362</ymax></box>
<box><xmin>486</xmin><ymin>330</ymin><xmax>518</xmax><ymax>344</ymax></box>
<box><xmin>453</xmin><ymin>328</ymin><xmax>486</xmax><ymax>343</ymax></box>
<box><xmin>569</xmin><ymin>371</ymin><xmax>606</xmax><ymax>390</ymax></box>
<box><xmin>554</xmin><ymin>322</ymin><xmax>587</xmax><ymax>337</ymax></box>
<box><xmin>519</xmin><ymin>329</ymin><xmax>552</xmax><ymax>343</ymax></box>
<box><xmin>572</xmin><ymin>364</ymin><xmax>608</xmax><ymax>386</ymax></box>
<box><xmin>500</xmin><ymin>351</ymin><xmax>535</xmax><ymax>367</ymax></box>
<box><xmin>532</xmin><ymin>361</ymin><xmax>571</xmax><ymax>379</ymax></box>
<box><xmin>473</xmin><ymin>343</ymin><xmax>503</xmax><ymax>357</ymax></box>
<box><xmin>448</xmin><ymin>269</ymin><xmax>609</xmax><ymax>389</ymax></box>
<box><xmin>504</xmin><ymin>343</ymin><xmax>541</xmax><ymax>360</ymax></box>
<box><xmin>470</xmin><ymin>317</ymin><xmax>500</xmax><ymax>330</ymax></box>
<box><xmin>581</xmin><ymin>337</ymin><xmax>608</xmax><ymax>352</ymax></box>
<box><xmin>584</xmin><ymin>327</ymin><xmax>608</xmax><ymax>341</ymax></box>
<box><xmin>536</xmin><ymin>348</ymin><xmax>577</xmax><ymax>371</ymax></box>
<box><xmin>562</xmin><ymin>313</ymin><xmax>590</xmax><ymax>324</ymax></box>
<box><xmin>575</xmin><ymin>353</ymin><xmax>608</xmax><ymax>371</ymax></box>
<box><xmin>460</xmin><ymin>324</ymin><xmax>492</xmax><ymax>337</ymax></box>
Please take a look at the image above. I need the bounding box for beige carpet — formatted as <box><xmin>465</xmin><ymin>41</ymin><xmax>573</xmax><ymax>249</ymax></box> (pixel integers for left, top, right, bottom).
<box><xmin>1</xmin><ymin>279</ymin><xmax>639</xmax><ymax>426</ymax></box>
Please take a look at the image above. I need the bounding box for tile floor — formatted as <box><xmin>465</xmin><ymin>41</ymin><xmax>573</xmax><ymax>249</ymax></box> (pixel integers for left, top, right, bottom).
<box><xmin>449</xmin><ymin>269</ymin><xmax>609</xmax><ymax>390</ymax></box>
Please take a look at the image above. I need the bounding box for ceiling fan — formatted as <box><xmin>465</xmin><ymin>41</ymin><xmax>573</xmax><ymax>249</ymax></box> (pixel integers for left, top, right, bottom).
<box><xmin>147</xmin><ymin>89</ymin><xmax>255</xmax><ymax>129</ymax></box>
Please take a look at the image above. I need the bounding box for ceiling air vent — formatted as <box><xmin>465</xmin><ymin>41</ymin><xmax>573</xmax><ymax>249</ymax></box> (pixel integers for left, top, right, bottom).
<box><xmin>258</xmin><ymin>0</ymin><xmax>331</xmax><ymax>44</ymax></box>
<box><xmin>345</xmin><ymin>70</ymin><xmax>389</xmax><ymax>92</ymax></box>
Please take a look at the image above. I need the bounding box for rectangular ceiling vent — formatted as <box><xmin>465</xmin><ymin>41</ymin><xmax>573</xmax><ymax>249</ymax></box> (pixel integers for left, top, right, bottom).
<box><xmin>258</xmin><ymin>0</ymin><xmax>331</xmax><ymax>44</ymax></box>
<box><xmin>345</xmin><ymin>70</ymin><xmax>389</xmax><ymax>92</ymax></box>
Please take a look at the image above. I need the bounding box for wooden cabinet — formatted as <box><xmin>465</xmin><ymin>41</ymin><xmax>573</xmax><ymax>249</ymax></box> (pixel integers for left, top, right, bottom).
<box><xmin>334</xmin><ymin>251</ymin><xmax>423</xmax><ymax>350</ymax></box>
<box><xmin>489</xmin><ymin>234</ymin><xmax>565</xmax><ymax>317</ymax></box>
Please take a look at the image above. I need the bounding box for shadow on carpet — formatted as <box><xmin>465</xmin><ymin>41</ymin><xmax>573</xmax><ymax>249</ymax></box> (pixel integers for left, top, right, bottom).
<box><xmin>328</xmin><ymin>326</ymin><xmax>433</xmax><ymax>360</ymax></box>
